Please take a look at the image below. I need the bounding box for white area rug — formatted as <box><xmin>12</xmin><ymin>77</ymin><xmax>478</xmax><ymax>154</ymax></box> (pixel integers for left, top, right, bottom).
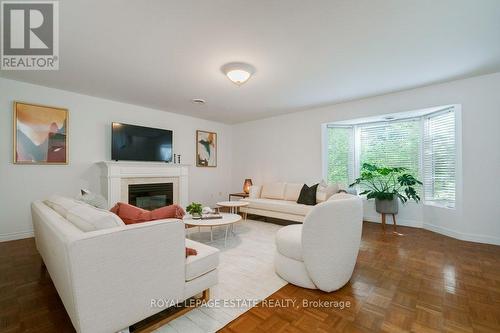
<box><xmin>154</xmin><ymin>219</ymin><xmax>286</xmax><ymax>333</ymax></box>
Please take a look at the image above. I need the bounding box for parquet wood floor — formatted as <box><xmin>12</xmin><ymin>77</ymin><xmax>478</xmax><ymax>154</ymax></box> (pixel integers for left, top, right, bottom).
<box><xmin>219</xmin><ymin>222</ymin><xmax>500</xmax><ymax>333</ymax></box>
<box><xmin>1</xmin><ymin>222</ymin><xmax>499</xmax><ymax>333</ymax></box>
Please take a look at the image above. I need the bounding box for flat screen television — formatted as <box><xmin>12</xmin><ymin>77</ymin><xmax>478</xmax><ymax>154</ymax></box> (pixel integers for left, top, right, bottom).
<box><xmin>111</xmin><ymin>123</ymin><xmax>173</xmax><ymax>162</ymax></box>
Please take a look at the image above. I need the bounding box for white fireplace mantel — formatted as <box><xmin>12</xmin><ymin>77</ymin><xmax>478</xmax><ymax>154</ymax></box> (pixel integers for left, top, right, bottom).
<box><xmin>98</xmin><ymin>161</ymin><xmax>189</xmax><ymax>208</ymax></box>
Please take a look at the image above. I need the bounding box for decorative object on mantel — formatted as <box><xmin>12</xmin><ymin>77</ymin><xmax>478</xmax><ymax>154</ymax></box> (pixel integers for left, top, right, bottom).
<box><xmin>243</xmin><ymin>179</ymin><xmax>253</xmax><ymax>194</ymax></box>
<box><xmin>196</xmin><ymin>130</ymin><xmax>217</xmax><ymax>167</ymax></box>
<box><xmin>13</xmin><ymin>101</ymin><xmax>69</xmax><ymax>164</ymax></box>
<box><xmin>349</xmin><ymin>163</ymin><xmax>422</xmax><ymax>233</ymax></box>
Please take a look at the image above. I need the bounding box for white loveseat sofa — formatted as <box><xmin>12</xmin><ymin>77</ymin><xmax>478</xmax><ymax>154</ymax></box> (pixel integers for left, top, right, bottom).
<box><xmin>31</xmin><ymin>197</ymin><xmax>219</xmax><ymax>333</ymax></box>
<box><xmin>240</xmin><ymin>182</ymin><xmax>339</xmax><ymax>223</ymax></box>
<box><xmin>274</xmin><ymin>193</ymin><xmax>363</xmax><ymax>292</ymax></box>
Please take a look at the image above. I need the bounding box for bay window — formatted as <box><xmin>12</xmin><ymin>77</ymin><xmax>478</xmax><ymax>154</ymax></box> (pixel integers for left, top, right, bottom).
<box><xmin>325</xmin><ymin>106</ymin><xmax>457</xmax><ymax>208</ymax></box>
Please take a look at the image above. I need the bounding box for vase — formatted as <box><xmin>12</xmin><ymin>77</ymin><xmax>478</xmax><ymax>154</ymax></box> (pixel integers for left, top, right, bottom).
<box><xmin>375</xmin><ymin>197</ymin><xmax>399</xmax><ymax>214</ymax></box>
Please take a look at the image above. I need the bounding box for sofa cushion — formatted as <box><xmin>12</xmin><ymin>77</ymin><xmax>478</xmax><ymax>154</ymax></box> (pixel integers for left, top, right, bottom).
<box><xmin>185</xmin><ymin>239</ymin><xmax>220</xmax><ymax>281</ymax></box>
<box><xmin>44</xmin><ymin>195</ymin><xmax>83</xmax><ymax>218</ymax></box>
<box><xmin>261</xmin><ymin>182</ymin><xmax>286</xmax><ymax>200</ymax></box>
<box><xmin>66</xmin><ymin>204</ymin><xmax>125</xmax><ymax>232</ymax></box>
<box><xmin>316</xmin><ymin>182</ymin><xmax>339</xmax><ymax>203</ymax></box>
<box><xmin>241</xmin><ymin>198</ymin><xmax>314</xmax><ymax>216</ymax></box>
<box><xmin>276</xmin><ymin>225</ymin><xmax>303</xmax><ymax>261</ymax></box>
<box><xmin>297</xmin><ymin>184</ymin><xmax>318</xmax><ymax>205</ymax></box>
<box><xmin>284</xmin><ymin>183</ymin><xmax>303</xmax><ymax>201</ymax></box>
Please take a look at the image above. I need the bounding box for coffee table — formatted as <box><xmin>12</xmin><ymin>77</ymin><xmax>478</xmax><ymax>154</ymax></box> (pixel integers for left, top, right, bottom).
<box><xmin>183</xmin><ymin>213</ymin><xmax>241</xmax><ymax>244</ymax></box>
<box><xmin>216</xmin><ymin>201</ymin><xmax>250</xmax><ymax>220</ymax></box>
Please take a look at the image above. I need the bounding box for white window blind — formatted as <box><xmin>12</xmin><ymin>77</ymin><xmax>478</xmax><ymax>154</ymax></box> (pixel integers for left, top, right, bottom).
<box><xmin>326</xmin><ymin>126</ymin><xmax>353</xmax><ymax>186</ymax></box>
<box><xmin>423</xmin><ymin>109</ymin><xmax>456</xmax><ymax>207</ymax></box>
<box><xmin>359</xmin><ymin>120</ymin><xmax>421</xmax><ymax>181</ymax></box>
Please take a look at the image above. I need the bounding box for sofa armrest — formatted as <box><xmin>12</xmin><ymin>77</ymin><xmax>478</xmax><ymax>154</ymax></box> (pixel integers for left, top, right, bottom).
<box><xmin>67</xmin><ymin>219</ymin><xmax>185</xmax><ymax>333</ymax></box>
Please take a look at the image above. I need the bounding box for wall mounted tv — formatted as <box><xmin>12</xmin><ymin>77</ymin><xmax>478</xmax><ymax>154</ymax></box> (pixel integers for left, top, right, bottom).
<box><xmin>111</xmin><ymin>123</ymin><xmax>173</xmax><ymax>162</ymax></box>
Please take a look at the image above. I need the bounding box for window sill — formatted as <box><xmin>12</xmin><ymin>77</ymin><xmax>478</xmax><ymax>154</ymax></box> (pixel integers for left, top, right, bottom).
<box><xmin>423</xmin><ymin>201</ymin><xmax>455</xmax><ymax>210</ymax></box>
<box><xmin>358</xmin><ymin>196</ymin><xmax>420</xmax><ymax>206</ymax></box>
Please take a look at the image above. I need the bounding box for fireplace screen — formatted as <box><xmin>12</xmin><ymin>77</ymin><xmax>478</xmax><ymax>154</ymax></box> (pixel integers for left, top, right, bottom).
<box><xmin>128</xmin><ymin>183</ymin><xmax>173</xmax><ymax>210</ymax></box>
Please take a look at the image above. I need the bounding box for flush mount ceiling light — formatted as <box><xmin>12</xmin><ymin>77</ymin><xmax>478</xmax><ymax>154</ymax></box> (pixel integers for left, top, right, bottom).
<box><xmin>221</xmin><ymin>62</ymin><xmax>256</xmax><ymax>86</ymax></box>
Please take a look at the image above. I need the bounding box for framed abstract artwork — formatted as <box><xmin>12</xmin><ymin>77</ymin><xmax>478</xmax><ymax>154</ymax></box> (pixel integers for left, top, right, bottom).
<box><xmin>13</xmin><ymin>101</ymin><xmax>69</xmax><ymax>164</ymax></box>
<box><xmin>196</xmin><ymin>130</ymin><xmax>217</xmax><ymax>167</ymax></box>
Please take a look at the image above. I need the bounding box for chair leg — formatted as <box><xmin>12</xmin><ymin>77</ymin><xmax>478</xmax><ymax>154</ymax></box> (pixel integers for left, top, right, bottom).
<box><xmin>381</xmin><ymin>213</ymin><xmax>386</xmax><ymax>232</ymax></box>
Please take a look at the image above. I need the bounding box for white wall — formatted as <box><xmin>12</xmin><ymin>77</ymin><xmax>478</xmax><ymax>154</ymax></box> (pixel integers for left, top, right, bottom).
<box><xmin>0</xmin><ymin>78</ymin><xmax>232</xmax><ymax>241</ymax></box>
<box><xmin>231</xmin><ymin>72</ymin><xmax>500</xmax><ymax>245</ymax></box>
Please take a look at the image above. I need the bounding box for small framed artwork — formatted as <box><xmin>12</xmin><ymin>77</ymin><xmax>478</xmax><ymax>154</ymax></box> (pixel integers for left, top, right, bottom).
<box><xmin>13</xmin><ymin>101</ymin><xmax>69</xmax><ymax>164</ymax></box>
<box><xmin>196</xmin><ymin>130</ymin><xmax>217</xmax><ymax>167</ymax></box>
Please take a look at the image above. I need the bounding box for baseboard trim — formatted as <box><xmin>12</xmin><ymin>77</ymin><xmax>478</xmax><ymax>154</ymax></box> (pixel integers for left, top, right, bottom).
<box><xmin>423</xmin><ymin>223</ymin><xmax>500</xmax><ymax>246</ymax></box>
<box><xmin>363</xmin><ymin>215</ymin><xmax>423</xmax><ymax>228</ymax></box>
<box><xmin>0</xmin><ymin>230</ymin><xmax>34</xmax><ymax>242</ymax></box>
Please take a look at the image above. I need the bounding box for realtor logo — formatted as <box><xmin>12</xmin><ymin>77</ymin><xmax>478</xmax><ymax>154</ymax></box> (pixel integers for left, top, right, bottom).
<box><xmin>1</xmin><ymin>1</ymin><xmax>59</xmax><ymax>70</ymax></box>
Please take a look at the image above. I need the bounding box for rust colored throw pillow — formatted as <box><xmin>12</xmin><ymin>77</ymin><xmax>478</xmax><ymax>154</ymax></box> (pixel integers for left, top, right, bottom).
<box><xmin>110</xmin><ymin>202</ymin><xmax>186</xmax><ymax>225</ymax></box>
<box><xmin>151</xmin><ymin>204</ymin><xmax>186</xmax><ymax>220</ymax></box>
<box><xmin>186</xmin><ymin>247</ymin><xmax>197</xmax><ymax>257</ymax></box>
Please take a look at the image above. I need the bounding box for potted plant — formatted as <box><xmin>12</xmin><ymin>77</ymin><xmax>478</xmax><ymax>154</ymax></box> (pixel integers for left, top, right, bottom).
<box><xmin>349</xmin><ymin>163</ymin><xmax>422</xmax><ymax>214</ymax></box>
<box><xmin>186</xmin><ymin>202</ymin><xmax>203</xmax><ymax>219</ymax></box>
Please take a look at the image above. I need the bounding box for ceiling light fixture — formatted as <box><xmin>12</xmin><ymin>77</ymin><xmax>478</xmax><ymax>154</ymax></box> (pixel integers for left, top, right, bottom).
<box><xmin>221</xmin><ymin>62</ymin><xmax>256</xmax><ymax>86</ymax></box>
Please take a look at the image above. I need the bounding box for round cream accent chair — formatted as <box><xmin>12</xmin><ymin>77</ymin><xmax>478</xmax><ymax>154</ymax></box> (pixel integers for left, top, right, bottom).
<box><xmin>274</xmin><ymin>194</ymin><xmax>363</xmax><ymax>292</ymax></box>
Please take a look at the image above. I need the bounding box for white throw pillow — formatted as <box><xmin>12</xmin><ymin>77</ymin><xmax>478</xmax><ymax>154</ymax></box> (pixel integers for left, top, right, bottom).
<box><xmin>316</xmin><ymin>181</ymin><xmax>339</xmax><ymax>203</ymax></box>
<box><xmin>44</xmin><ymin>195</ymin><xmax>83</xmax><ymax>218</ymax></box>
<box><xmin>284</xmin><ymin>183</ymin><xmax>303</xmax><ymax>201</ymax></box>
<box><xmin>261</xmin><ymin>182</ymin><xmax>286</xmax><ymax>200</ymax></box>
<box><xmin>249</xmin><ymin>185</ymin><xmax>262</xmax><ymax>198</ymax></box>
<box><xmin>66</xmin><ymin>204</ymin><xmax>125</xmax><ymax>232</ymax></box>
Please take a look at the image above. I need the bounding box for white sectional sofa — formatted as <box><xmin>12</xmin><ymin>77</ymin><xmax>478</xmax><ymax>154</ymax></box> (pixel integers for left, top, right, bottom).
<box><xmin>31</xmin><ymin>197</ymin><xmax>219</xmax><ymax>333</ymax></box>
<box><xmin>240</xmin><ymin>182</ymin><xmax>340</xmax><ymax>223</ymax></box>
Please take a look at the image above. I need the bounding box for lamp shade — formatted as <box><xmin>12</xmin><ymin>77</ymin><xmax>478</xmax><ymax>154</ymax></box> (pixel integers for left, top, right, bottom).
<box><xmin>243</xmin><ymin>179</ymin><xmax>253</xmax><ymax>194</ymax></box>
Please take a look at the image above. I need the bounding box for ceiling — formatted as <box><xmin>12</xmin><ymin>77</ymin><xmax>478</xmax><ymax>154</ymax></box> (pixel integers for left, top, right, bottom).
<box><xmin>2</xmin><ymin>0</ymin><xmax>500</xmax><ymax>124</ymax></box>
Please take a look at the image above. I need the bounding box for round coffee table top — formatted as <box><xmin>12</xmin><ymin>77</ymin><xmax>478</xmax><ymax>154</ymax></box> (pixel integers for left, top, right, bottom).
<box><xmin>183</xmin><ymin>213</ymin><xmax>241</xmax><ymax>227</ymax></box>
<box><xmin>216</xmin><ymin>201</ymin><xmax>250</xmax><ymax>207</ymax></box>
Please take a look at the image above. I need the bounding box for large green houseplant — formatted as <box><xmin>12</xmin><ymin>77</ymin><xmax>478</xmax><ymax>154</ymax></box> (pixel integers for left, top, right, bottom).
<box><xmin>349</xmin><ymin>163</ymin><xmax>422</xmax><ymax>214</ymax></box>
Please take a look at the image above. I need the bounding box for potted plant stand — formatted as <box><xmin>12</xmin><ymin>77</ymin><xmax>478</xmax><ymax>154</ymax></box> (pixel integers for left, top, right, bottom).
<box><xmin>350</xmin><ymin>163</ymin><xmax>423</xmax><ymax>235</ymax></box>
<box><xmin>375</xmin><ymin>198</ymin><xmax>398</xmax><ymax>232</ymax></box>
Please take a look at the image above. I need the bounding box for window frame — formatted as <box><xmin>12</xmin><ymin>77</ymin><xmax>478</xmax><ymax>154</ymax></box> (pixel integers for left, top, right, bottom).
<box><xmin>421</xmin><ymin>107</ymin><xmax>460</xmax><ymax>209</ymax></box>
